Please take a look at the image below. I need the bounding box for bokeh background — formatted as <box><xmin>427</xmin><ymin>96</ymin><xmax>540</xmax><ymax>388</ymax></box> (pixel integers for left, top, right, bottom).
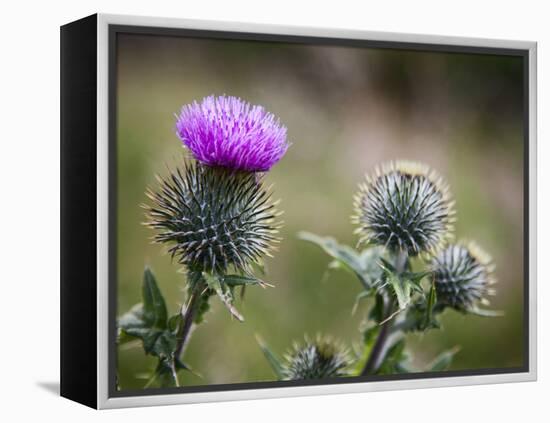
<box><xmin>115</xmin><ymin>33</ymin><xmax>525</xmax><ymax>390</ymax></box>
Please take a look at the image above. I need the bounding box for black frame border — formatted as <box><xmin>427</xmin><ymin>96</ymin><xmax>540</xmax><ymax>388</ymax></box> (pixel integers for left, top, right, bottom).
<box><xmin>107</xmin><ymin>24</ymin><xmax>530</xmax><ymax>399</ymax></box>
<box><xmin>60</xmin><ymin>14</ymin><xmax>99</xmax><ymax>409</ymax></box>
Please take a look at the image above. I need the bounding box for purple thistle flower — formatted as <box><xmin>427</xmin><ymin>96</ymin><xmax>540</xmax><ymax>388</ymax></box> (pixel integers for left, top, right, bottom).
<box><xmin>176</xmin><ymin>95</ymin><xmax>289</xmax><ymax>172</ymax></box>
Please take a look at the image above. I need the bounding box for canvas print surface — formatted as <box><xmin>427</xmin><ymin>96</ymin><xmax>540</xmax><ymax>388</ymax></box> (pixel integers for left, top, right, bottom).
<box><xmin>114</xmin><ymin>31</ymin><xmax>526</xmax><ymax>393</ymax></box>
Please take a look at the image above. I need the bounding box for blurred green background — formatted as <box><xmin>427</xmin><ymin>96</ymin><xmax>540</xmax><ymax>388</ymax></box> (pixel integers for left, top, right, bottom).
<box><xmin>115</xmin><ymin>33</ymin><xmax>525</xmax><ymax>389</ymax></box>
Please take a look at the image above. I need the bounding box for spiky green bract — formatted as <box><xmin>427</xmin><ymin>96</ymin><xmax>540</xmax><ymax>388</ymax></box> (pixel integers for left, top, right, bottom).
<box><xmin>144</xmin><ymin>162</ymin><xmax>282</xmax><ymax>276</ymax></box>
<box><xmin>282</xmin><ymin>336</ymin><xmax>351</xmax><ymax>380</ymax></box>
<box><xmin>353</xmin><ymin>161</ymin><xmax>454</xmax><ymax>256</ymax></box>
<box><xmin>431</xmin><ymin>242</ymin><xmax>496</xmax><ymax>312</ymax></box>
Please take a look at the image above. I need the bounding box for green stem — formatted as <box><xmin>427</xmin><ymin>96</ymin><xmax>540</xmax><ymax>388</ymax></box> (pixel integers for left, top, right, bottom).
<box><xmin>361</xmin><ymin>293</ymin><xmax>392</xmax><ymax>376</ymax></box>
<box><xmin>174</xmin><ymin>284</ymin><xmax>203</xmax><ymax>362</ymax></box>
<box><xmin>394</xmin><ymin>249</ymin><xmax>408</xmax><ymax>274</ymax></box>
<box><xmin>361</xmin><ymin>249</ymin><xmax>408</xmax><ymax>376</ymax></box>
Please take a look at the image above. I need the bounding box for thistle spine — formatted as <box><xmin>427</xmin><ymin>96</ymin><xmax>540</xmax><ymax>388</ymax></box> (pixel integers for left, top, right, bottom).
<box><xmin>144</xmin><ymin>162</ymin><xmax>282</xmax><ymax>276</ymax></box>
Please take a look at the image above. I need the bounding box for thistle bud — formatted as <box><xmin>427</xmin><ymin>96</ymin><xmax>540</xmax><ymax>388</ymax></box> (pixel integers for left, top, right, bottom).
<box><xmin>144</xmin><ymin>162</ymin><xmax>282</xmax><ymax>276</ymax></box>
<box><xmin>353</xmin><ymin>161</ymin><xmax>454</xmax><ymax>256</ymax></box>
<box><xmin>431</xmin><ymin>242</ymin><xmax>496</xmax><ymax>312</ymax></box>
<box><xmin>282</xmin><ymin>336</ymin><xmax>351</xmax><ymax>380</ymax></box>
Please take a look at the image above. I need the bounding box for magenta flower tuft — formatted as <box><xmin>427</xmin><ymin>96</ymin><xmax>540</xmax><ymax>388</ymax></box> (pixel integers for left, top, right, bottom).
<box><xmin>176</xmin><ymin>95</ymin><xmax>289</xmax><ymax>172</ymax></box>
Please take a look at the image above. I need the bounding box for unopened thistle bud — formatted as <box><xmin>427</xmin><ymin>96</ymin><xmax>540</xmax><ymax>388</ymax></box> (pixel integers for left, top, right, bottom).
<box><xmin>144</xmin><ymin>162</ymin><xmax>282</xmax><ymax>276</ymax></box>
<box><xmin>282</xmin><ymin>336</ymin><xmax>351</xmax><ymax>380</ymax></box>
<box><xmin>431</xmin><ymin>242</ymin><xmax>496</xmax><ymax>312</ymax></box>
<box><xmin>353</xmin><ymin>161</ymin><xmax>455</xmax><ymax>256</ymax></box>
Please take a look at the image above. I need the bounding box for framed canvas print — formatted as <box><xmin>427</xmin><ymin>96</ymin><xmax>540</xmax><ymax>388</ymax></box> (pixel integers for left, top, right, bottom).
<box><xmin>60</xmin><ymin>13</ymin><xmax>537</xmax><ymax>409</ymax></box>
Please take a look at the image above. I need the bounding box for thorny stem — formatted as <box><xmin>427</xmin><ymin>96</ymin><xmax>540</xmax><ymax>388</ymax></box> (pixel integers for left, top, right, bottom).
<box><xmin>361</xmin><ymin>249</ymin><xmax>408</xmax><ymax>376</ymax></box>
<box><xmin>361</xmin><ymin>294</ymin><xmax>392</xmax><ymax>375</ymax></box>
<box><xmin>169</xmin><ymin>359</ymin><xmax>179</xmax><ymax>388</ymax></box>
<box><xmin>174</xmin><ymin>283</ymin><xmax>203</xmax><ymax>362</ymax></box>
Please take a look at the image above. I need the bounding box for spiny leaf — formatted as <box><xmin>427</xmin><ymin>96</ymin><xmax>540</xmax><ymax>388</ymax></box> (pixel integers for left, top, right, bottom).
<box><xmin>193</xmin><ymin>294</ymin><xmax>212</xmax><ymax>324</ymax></box>
<box><xmin>352</xmin><ymin>324</ymin><xmax>380</xmax><ymax>375</ymax></box>
<box><xmin>154</xmin><ymin>359</ymin><xmax>179</xmax><ymax>388</ymax></box>
<box><xmin>426</xmin><ymin>346</ymin><xmax>460</xmax><ymax>372</ymax></box>
<box><xmin>400</xmin><ymin>302</ymin><xmax>441</xmax><ymax>332</ymax></box>
<box><xmin>256</xmin><ymin>335</ymin><xmax>284</xmax><ymax>379</ymax></box>
<box><xmin>298</xmin><ymin>231</ymin><xmax>382</xmax><ymax>290</ymax></box>
<box><xmin>468</xmin><ymin>307</ymin><xmax>504</xmax><ymax>317</ymax></box>
<box><xmin>425</xmin><ymin>279</ymin><xmax>437</xmax><ymax>328</ymax></box>
<box><xmin>119</xmin><ymin>268</ymin><xmax>169</xmax><ymax>338</ymax></box>
<box><xmin>352</xmin><ymin>291</ymin><xmax>371</xmax><ymax>315</ymax></box>
<box><xmin>118</xmin><ymin>267</ymin><xmax>203</xmax><ymax>389</ymax></box>
<box><xmin>118</xmin><ymin>304</ymin><xmax>150</xmax><ymax>340</ymax></box>
<box><xmin>203</xmin><ymin>272</ymin><xmax>244</xmax><ymax>321</ymax></box>
<box><xmin>376</xmin><ymin>337</ymin><xmax>409</xmax><ymax>375</ymax></box>
<box><xmin>369</xmin><ymin>293</ymin><xmax>386</xmax><ymax>323</ymax></box>
<box><xmin>168</xmin><ymin>313</ymin><xmax>183</xmax><ymax>332</ymax></box>
<box><xmin>175</xmin><ymin>358</ymin><xmax>202</xmax><ymax>378</ymax></box>
<box><xmin>403</xmin><ymin>270</ymin><xmax>432</xmax><ymax>284</ymax></box>
<box><xmin>118</xmin><ymin>268</ymin><xmax>178</xmax><ymax>361</ymax></box>
<box><xmin>143</xmin><ymin>330</ymin><xmax>176</xmax><ymax>358</ymax></box>
<box><xmin>117</xmin><ymin>329</ymin><xmax>140</xmax><ymax>346</ymax></box>
<box><xmin>359</xmin><ymin>248</ymin><xmax>385</xmax><ymax>287</ymax></box>
<box><xmin>387</xmin><ymin>271</ymin><xmax>412</xmax><ymax>311</ymax></box>
<box><xmin>222</xmin><ymin>274</ymin><xmax>273</xmax><ymax>288</ymax></box>
<box><xmin>142</xmin><ymin>267</ymin><xmax>168</xmax><ymax>329</ymax></box>
<box><xmin>378</xmin><ymin>257</ymin><xmax>396</xmax><ymax>273</ymax></box>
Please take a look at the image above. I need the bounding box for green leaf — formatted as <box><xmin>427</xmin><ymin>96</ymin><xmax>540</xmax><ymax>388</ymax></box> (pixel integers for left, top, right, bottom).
<box><xmin>368</xmin><ymin>293</ymin><xmax>386</xmax><ymax>323</ymax></box>
<box><xmin>378</xmin><ymin>257</ymin><xmax>396</xmax><ymax>273</ymax></box>
<box><xmin>401</xmin><ymin>271</ymin><xmax>431</xmax><ymax>297</ymax></box>
<box><xmin>402</xmin><ymin>270</ymin><xmax>432</xmax><ymax>284</ymax></box>
<box><xmin>142</xmin><ymin>267</ymin><xmax>168</xmax><ymax>329</ymax></box>
<box><xmin>117</xmin><ymin>268</ymin><xmax>177</xmax><ymax>360</ymax></box>
<box><xmin>117</xmin><ymin>328</ymin><xmax>138</xmax><ymax>345</ymax></box>
<box><xmin>387</xmin><ymin>271</ymin><xmax>412</xmax><ymax>311</ymax></box>
<box><xmin>298</xmin><ymin>231</ymin><xmax>382</xmax><ymax>290</ymax></box>
<box><xmin>118</xmin><ymin>303</ymin><xmax>150</xmax><ymax>340</ymax></box>
<box><xmin>222</xmin><ymin>274</ymin><xmax>272</xmax><ymax>288</ymax></box>
<box><xmin>117</xmin><ymin>267</ymin><xmax>204</xmax><ymax>389</ymax></box>
<box><xmin>376</xmin><ymin>337</ymin><xmax>409</xmax><ymax>375</ymax></box>
<box><xmin>175</xmin><ymin>358</ymin><xmax>202</xmax><ymax>378</ymax></box>
<box><xmin>395</xmin><ymin>277</ymin><xmax>441</xmax><ymax>332</ymax></box>
<box><xmin>203</xmin><ymin>272</ymin><xmax>244</xmax><ymax>321</ymax></box>
<box><xmin>194</xmin><ymin>294</ymin><xmax>212</xmax><ymax>324</ymax></box>
<box><xmin>256</xmin><ymin>335</ymin><xmax>284</xmax><ymax>379</ymax></box>
<box><xmin>426</xmin><ymin>346</ymin><xmax>460</xmax><ymax>372</ymax></box>
<box><xmin>352</xmin><ymin>291</ymin><xmax>371</xmax><ymax>315</ymax></box>
<box><xmin>352</xmin><ymin>324</ymin><xmax>381</xmax><ymax>375</ymax></box>
<box><xmin>142</xmin><ymin>330</ymin><xmax>176</xmax><ymax>358</ymax></box>
<box><xmin>425</xmin><ymin>279</ymin><xmax>437</xmax><ymax>327</ymax></box>
<box><xmin>399</xmin><ymin>302</ymin><xmax>440</xmax><ymax>333</ymax></box>
<box><xmin>168</xmin><ymin>313</ymin><xmax>183</xmax><ymax>332</ymax></box>
<box><xmin>358</xmin><ymin>248</ymin><xmax>385</xmax><ymax>287</ymax></box>
<box><xmin>154</xmin><ymin>359</ymin><xmax>179</xmax><ymax>388</ymax></box>
<box><xmin>468</xmin><ymin>307</ymin><xmax>504</xmax><ymax>317</ymax></box>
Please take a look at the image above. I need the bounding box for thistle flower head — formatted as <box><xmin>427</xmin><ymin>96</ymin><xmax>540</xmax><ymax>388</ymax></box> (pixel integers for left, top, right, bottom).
<box><xmin>176</xmin><ymin>95</ymin><xmax>289</xmax><ymax>172</ymax></box>
<box><xmin>431</xmin><ymin>241</ymin><xmax>496</xmax><ymax>312</ymax></box>
<box><xmin>282</xmin><ymin>336</ymin><xmax>351</xmax><ymax>380</ymax></box>
<box><xmin>353</xmin><ymin>161</ymin><xmax>455</xmax><ymax>256</ymax></box>
<box><xmin>144</xmin><ymin>162</ymin><xmax>282</xmax><ymax>275</ymax></box>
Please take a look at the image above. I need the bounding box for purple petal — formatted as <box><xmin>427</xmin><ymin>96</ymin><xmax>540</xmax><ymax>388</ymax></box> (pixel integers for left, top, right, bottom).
<box><xmin>176</xmin><ymin>95</ymin><xmax>289</xmax><ymax>172</ymax></box>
